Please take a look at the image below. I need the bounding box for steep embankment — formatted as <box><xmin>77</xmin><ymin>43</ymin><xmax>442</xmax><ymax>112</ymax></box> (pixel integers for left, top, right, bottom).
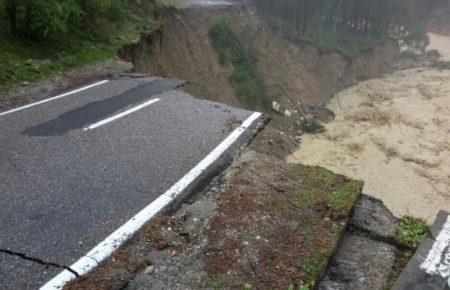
<box><xmin>122</xmin><ymin>5</ymin><xmax>399</xmax><ymax>110</ymax></box>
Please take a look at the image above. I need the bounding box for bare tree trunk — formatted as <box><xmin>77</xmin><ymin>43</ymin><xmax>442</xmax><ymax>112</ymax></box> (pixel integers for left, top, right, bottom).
<box><xmin>5</xmin><ymin>0</ymin><xmax>17</xmax><ymax>34</ymax></box>
<box><xmin>334</xmin><ymin>0</ymin><xmax>342</xmax><ymax>34</ymax></box>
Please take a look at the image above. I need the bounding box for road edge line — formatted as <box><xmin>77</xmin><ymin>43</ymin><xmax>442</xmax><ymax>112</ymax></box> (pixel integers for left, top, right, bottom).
<box><xmin>0</xmin><ymin>80</ymin><xmax>109</xmax><ymax>117</ymax></box>
<box><xmin>40</xmin><ymin>111</ymin><xmax>262</xmax><ymax>290</ymax></box>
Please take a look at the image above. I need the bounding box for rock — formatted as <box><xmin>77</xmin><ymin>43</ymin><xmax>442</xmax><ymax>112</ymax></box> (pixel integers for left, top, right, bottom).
<box><xmin>271</xmin><ymin>100</ymin><xmax>281</xmax><ymax>113</ymax></box>
<box><xmin>352</xmin><ymin>194</ymin><xmax>400</xmax><ymax>240</ymax></box>
<box><xmin>319</xmin><ymin>233</ymin><xmax>397</xmax><ymax>290</ymax></box>
<box><xmin>25</xmin><ymin>59</ymin><xmax>35</xmax><ymax>66</ymax></box>
<box><xmin>41</xmin><ymin>59</ymin><xmax>52</xmax><ymax>65</ymax></box>
<box><xmin>21</xmin><ymin>81</ymin><xmax>29</xmax><ymax>86</ymax></box>
<box><xmin>284</xmin><ymin>109</ymin><xmax>292</xmax><ymax>117</ymax></box>
<box><xmin>144</xmin><ymin>265</ymin><xmax>154</xmax><ymax>275</ymax></box>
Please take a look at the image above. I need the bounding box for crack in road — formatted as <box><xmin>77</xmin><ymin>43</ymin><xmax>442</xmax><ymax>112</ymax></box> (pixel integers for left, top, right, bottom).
<box><xmin>0</xmin><ymin>248</ymin><xmax>80</xmax><ymax>277</ymax></box>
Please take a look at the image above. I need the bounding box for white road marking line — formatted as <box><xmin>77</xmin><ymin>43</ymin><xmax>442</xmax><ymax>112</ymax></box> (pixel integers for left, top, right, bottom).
<box><xmin>83</xmin><ymin>98</ymin><xmax>161</xmax><ymax>131</ymax></box>
<box><xmin>0</xmin><ymin>80</ymin><xmax>109</xmax><ymax>118</ymax></box>
<box><xmin>40</xmin><ymin>111</ymin><xmax>261</xmax><ymax>290</ymax></box>
<box><xmin>420</xmin><ymin>216</ymin><xmax>450</xmax><ymax>278</ymax></box>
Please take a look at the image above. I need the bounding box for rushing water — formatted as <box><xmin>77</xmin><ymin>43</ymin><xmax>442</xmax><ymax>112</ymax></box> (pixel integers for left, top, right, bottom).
<box><xmin>288</xmin><ymin>36</ymin><xmax>450</xmax><ymax>221</ymax></box>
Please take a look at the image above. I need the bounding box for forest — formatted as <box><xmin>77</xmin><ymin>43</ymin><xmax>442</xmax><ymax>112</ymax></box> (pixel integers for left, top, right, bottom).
<box><xmin>251</xmin><ymin>0</ymin><xmax>443</xmax><ymax>55</ymax></box>
<box><xmin>0</xmin><ymin>0</ymin><xmax>166</xmax><ymax>90</ymax></box>
<box><xmin>0</xmin><ymin>0</ymin><xmax>165</xmax><ymax>40</ymax></box>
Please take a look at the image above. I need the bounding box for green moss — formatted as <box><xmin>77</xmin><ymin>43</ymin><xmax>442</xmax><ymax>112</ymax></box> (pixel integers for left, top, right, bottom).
<box><xmin>291</xmin><ymin>166</ymin><xmax>362</xmax><ymax>212</ymax></box>
<box><xmin>331</xmin><ymin>180</ymin><xmax>364</xmax><ymax>209</ymax></box>
<box><xmin>309</xmin><ymin>167</ymin><xmax>337</xmax><ymax>186</ymax></box>
<box><xmin>302</xmin><ymin>252</ymin><xmax>327</xmax><ymax>282</ymax></box>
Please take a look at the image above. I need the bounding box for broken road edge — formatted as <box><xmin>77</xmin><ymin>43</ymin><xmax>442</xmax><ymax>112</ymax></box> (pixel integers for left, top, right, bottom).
<box><xmin>40</xmin><ymin>111</ymin><xmax>265</xmax><ymax>290</ymax></box>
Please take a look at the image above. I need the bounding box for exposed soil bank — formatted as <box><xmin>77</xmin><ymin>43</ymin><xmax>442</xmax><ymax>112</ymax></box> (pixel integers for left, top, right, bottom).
<box><xmin>122</xmin><ymin>5</ymin><xmax>399</xmax><ymax>110</ymax></box>
<box><xmin>288</xmin><ymin>67</ymin><xmax>450</xmax><ymax>221</ymax></box>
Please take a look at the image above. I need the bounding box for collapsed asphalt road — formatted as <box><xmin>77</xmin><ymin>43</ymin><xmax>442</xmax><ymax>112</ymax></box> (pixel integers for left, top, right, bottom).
<box><xmin>0</xmin><ymin>76</ymin><xmax>260</xmax><ymax>289</ymax></box>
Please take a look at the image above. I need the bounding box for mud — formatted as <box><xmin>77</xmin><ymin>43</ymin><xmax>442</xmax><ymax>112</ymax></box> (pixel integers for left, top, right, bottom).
<box><xmin>288</xmin><ymin>67</ymin><xmax>450</xmax><ymax>222</ymax></box>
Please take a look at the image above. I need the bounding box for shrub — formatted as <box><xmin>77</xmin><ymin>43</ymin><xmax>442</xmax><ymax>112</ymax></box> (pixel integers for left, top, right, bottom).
<box><xmin>25</xmin><ymin>0</ymin><xmax>83</xmax><ymax>39</ymax></box>
<box><xmin>1</xmin><ymin>0</ymin><xmax>83</xmax><ymax>39</ymax></box>
<box><xmin>395</xmin><ymin>215</ymin><xmax>428</xmax><ymax>248</ymax></box>
<box><xmin>210</xmin><ymin>17</ymin><xmax>269</xmax><ymax>108</ymax></box>
<box><xmin>401</xmin><ymin>25</ymin><xmax>430</xmax><ymax>53</ymax></box>
<box><xmin>425</xmin><ymin>49</ymin><xmax>442</xmax><ymax>60</ymax></box>
<box><xmin>0</xmin><ymin>0</ymin><xmax>133</xmax><ymax>40</ymax></box>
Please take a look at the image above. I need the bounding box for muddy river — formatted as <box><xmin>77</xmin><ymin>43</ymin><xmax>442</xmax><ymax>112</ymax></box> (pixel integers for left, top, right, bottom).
<box><xmin>288</xmin><ymin>40</ymin><xmax>450</xmax><ymax>221</ymax></box>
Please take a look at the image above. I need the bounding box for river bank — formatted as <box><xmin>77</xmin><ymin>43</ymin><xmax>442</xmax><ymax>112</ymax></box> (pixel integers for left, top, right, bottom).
<box><xmin>288</xmin><ymin>66</ymin><xmax>450</xmax><ymax>221</ymax></box>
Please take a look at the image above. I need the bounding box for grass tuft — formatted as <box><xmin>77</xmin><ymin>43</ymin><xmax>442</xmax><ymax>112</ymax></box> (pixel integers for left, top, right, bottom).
<box><xmin>395</xmin><ymin>215</ymin><xmax>429</xmax><ymax>248</ymax></box>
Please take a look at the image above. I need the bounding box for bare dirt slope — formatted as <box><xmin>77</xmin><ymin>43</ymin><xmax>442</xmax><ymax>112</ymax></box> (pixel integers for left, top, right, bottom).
<box><xmin>288</xmin><ymin>67</ymin><xmax>450</xmax><ymax>221</ymax></box>
<box><xmin>124</xmin><ymin>5</ymin><xmax>398</xmax><ymax>109</ymax></box>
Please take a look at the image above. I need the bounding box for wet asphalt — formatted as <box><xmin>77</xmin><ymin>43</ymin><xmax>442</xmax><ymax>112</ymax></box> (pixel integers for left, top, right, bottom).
<box><xmin>0</xmin><ymin>76</ymin><xmax>254</xmax><ymax>289</ymax></box>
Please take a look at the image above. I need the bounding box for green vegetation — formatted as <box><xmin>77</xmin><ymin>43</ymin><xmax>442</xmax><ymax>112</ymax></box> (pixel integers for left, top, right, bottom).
<box><xmin>267</xmin><ymin>15</ymin><xmax>384</xmax><ymax>58</ymax></box>
<box><xmin>209</xmin><ymin>16</ymin><xmax>269</xmax><ymax>109</ymax></box>
<box><xmin>0</xmin><ymin>0</ymin><xmax>168</xmax><ymax>91</ymax></box>
<box><xmin>0</xmin><ymin>28</ymin><xmax>117</xmax><ymax>91</ymax></box>
<box><xmin>395</xmin><ymin>215</ymin><xmax>429</xmax><ymax>248</ymax></box>
<box><xmin>303</xmin><ymin>252</ymin><xmax>327</xmax><ymax>283</ymax></box>
<box><xmin>425</xmin><ymin>49</ymin><xmax>442</xmax><ymax>60</ymax></box>
<box><xmin>292</xmin><ymin>166</ymin><xmax>363</xmax><ymax>212</ymax></box>
<box><xmin>252</xmin><ymin>0</ymin><xmax>429</xmax><ymax>57</ymax></box>
<box><xmin>398</xmin><ymin>24</ymin><xmax>430</xmax><ymax>53</ymax></box>
<box><xmin>211</xmin><ymin>278</ymin><xmax>224</xmax><ymax>289</ymax></box>
<box><xmin>288</xmin><ymin>282</ymin><xmax>310</xmax><ymax>290</ymax></box>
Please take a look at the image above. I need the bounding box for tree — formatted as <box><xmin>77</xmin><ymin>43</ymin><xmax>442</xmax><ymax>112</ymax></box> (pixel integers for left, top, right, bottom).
<box><xmin>23</xmin><ymin>0</ymin><xmax>82</xmax><ymax>39</ymax></box>
<box><xmin>3</xmin><ymin>0</ymin><xmax>17</xmax><ymax>33</ymax></box>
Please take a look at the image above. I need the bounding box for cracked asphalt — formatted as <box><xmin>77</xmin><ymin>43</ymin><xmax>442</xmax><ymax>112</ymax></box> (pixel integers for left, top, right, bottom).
<box><xmin>0</xmin><ymin>76</ymin><xmax>255</xmax><ymax>289</ymax></box>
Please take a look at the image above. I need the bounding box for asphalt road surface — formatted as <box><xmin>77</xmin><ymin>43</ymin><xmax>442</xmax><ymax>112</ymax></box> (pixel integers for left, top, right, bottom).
<box><xmin>0</xmin><ymin>75</ymin><xmax>258</xmax><ymax>289</ymax></box>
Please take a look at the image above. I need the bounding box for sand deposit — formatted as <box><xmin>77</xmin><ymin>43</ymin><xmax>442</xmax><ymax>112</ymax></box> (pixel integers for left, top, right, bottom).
<box><xmin>288</xmin><ymin>67</ymin><xmax>450</xmax><ymax>221</ymax></box>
